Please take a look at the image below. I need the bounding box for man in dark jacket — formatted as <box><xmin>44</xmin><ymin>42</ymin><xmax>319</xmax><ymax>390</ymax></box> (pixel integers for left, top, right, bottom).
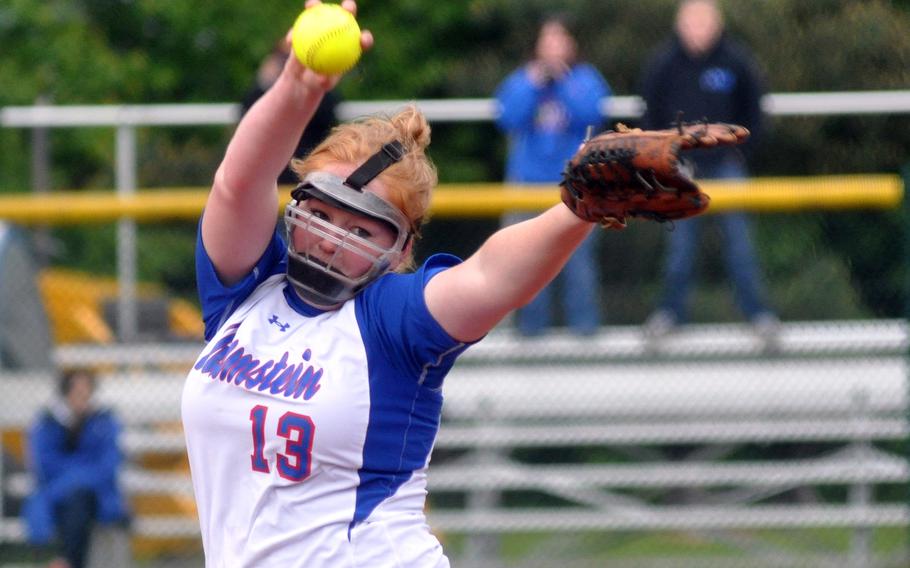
<box><xmin>640</xmin><ymin>0</ymin><xmax>778</xmax><ymax>342</ymax></box>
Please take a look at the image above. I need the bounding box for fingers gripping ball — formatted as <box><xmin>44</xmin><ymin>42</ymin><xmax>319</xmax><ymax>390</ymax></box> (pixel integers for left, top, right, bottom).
<box><xmin>291</xmin><ymin>3</ymin><xmax>362</xmax><ymax>75</ymax></box>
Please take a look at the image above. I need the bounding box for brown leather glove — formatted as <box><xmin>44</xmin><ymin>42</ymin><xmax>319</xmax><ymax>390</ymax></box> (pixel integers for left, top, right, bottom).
<box><xmin>560</xmin><ymin>121</ymin><xmax>750</xmax><ymax>229</ymax></box>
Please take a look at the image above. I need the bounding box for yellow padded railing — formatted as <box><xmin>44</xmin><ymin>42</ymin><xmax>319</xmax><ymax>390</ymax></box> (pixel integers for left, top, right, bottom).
<box><xmin>0</xmin><ymin>174</ymin><xmax>902</xmax><ymax>224</ymax></box>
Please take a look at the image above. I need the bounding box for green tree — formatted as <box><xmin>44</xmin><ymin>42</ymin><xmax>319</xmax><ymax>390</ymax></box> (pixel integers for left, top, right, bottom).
<box><xmin>1</xmin><ymin>0</ymin><xmax>908</xmax><ymax>317</ymax></box>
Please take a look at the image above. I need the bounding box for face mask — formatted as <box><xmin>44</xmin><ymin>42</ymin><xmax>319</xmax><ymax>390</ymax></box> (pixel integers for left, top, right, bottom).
<box><xmin>284</xmin><ymin>142</ymin><xmax>411</xmax><ymax>307</ymax></box>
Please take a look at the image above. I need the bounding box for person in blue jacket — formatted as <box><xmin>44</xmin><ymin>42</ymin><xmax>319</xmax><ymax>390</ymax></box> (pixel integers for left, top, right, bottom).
<box><xmin>494</xmin><ymin>13</ymin><xmax>611</xmax><ymax>337</ymax></box>
<box><xmin>24</xmin><ymin>368</ymin><xmax>130</xmax><ymax>568</ymax></box>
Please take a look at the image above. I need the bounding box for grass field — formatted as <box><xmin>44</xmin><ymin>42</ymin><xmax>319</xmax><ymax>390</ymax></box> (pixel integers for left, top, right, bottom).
<box><xmin>440</xmin><ymin>527</ymin><xmax>908</xmax><ymax>567</ymax></box>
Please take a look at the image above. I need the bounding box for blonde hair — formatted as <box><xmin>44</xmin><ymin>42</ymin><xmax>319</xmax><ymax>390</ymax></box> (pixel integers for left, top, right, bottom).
<box><xmin>291</xmin><ymin>105</ymin><xmax>436</xmax><ymax>269</ymax></box>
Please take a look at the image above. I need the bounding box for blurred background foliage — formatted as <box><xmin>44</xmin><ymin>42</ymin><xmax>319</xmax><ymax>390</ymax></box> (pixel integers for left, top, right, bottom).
<box><xmin>0</xmin><ymin>0</ymin><xmax>908</xmax><ymax>322</ymax></box>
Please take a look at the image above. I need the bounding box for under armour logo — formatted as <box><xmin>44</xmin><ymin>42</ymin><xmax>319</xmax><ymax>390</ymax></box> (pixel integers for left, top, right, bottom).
<box><xmin>268</xmin><ymin>315</ymin><xmax>290</xmax><ymax>332</ymax></box>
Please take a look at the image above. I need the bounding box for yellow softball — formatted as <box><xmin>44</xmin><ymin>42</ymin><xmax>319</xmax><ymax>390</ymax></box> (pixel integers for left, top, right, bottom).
<box><xmin>291</xmin><ymin>3</ymin><xmax>362</xmax><ymax>75</ymax></box>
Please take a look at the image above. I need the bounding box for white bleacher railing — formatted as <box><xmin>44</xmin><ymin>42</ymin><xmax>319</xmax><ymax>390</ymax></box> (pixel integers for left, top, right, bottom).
<box><xmin>4</xmin><ymin>90</ymin><xmax>910</xmax><ymax>128</ymax></box>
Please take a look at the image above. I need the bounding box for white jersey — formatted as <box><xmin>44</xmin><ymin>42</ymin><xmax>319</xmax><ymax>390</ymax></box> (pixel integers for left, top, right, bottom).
<box><xmin>182</xmin><ymin>229</ymin><xmax>469</xmax><ymax>567</ymax></box>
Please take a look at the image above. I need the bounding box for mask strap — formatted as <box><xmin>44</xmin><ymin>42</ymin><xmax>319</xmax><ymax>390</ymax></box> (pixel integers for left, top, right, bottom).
<box><xmin>344</xmin><ymin>141</ymin><xmax>406</xmax><ymax>191</ymax></box>
<box><xmin>290</xmin><ymin>185</ymin><xmax>308</xmax><ymax>202</ymax></box>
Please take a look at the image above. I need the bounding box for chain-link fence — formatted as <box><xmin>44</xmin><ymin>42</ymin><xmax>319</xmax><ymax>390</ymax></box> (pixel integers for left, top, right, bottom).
<box><xmin>1</xmin><ymin>188</ymin><xmax>907</xmax><ymax>567</ymax></box>
<box><xmin>1</xmin><ymin>104</ymin><xmax>908</xmax><ymax>567</ymax></box>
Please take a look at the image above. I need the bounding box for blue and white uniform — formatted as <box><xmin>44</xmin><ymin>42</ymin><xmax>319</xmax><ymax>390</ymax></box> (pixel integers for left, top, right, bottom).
<box><xmin>182</xmin><ymin>225</ymin><xmax>470</xmax><ymax>567</ymax></box>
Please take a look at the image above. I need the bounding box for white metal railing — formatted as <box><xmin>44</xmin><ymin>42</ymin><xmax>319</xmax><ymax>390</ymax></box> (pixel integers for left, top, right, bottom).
<box><xmin>2</xmin><ymin>90</ymin><xmax>909</xmax><ymax>341</ymax></box>
<box><xmin>4</xmin><ymin>90</ymin><xmax>910</xmax><ymax>128</ymax></box>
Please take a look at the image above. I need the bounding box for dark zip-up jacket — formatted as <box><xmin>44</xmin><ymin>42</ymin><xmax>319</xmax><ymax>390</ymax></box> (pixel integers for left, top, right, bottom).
<box><xmin>639</xmin><ymin>33</ymin><xmax>766</xmax><ymax>169</ymax></box>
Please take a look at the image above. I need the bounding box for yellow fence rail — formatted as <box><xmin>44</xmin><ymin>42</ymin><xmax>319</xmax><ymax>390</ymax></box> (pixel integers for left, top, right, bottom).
<box><xmin>0</xmin><ymin>174</ymin><xmax>902</xmax><ymax>225</ymax></box>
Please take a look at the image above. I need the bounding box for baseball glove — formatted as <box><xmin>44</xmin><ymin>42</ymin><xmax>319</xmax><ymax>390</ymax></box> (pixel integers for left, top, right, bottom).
<box><xmin>560</xmin><ymin>121</ymin><xmax>750</xmax><ymax>229</ymax></box>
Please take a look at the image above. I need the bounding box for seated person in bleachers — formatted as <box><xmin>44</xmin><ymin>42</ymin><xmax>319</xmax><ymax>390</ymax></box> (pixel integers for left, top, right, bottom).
<box><xmin>23</xmin><ymin>368</ymin><xmax>130</xmax><ymax>568</ymax></box>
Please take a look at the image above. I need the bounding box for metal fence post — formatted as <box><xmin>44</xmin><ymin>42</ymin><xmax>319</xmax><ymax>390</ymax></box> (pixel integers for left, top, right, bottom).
<box><xmin>30</xmin><ymin>95</ymin><xmax>53</xmax><ymax>266</ymax></box>
<box><xmin>903</xmin><ymin>164</ymin><xmax>910</xmax><ymax>321</ymax></box>
<box><xmin>849</xmin><ymin>388</ymin><xmax>873</xmax><ymax>568</ymax></box>
<box><xmin>902</xmin><ymin>162</ymin><xmax>910</xmax><ymax>562</ymax></box>
<box><xmin>29</xmin><ymin>96</ymin><xmax>51</xmax><ymax>194</ymax></box>
<box><xmin>463</xmin><ymin>397</ymin><xmax>502</xmax><ymax>568</ymax></box>
<box><xmin>115</xmin><ymin>122</ymin><xmax>138</xmax><ymax>342</ymax></box>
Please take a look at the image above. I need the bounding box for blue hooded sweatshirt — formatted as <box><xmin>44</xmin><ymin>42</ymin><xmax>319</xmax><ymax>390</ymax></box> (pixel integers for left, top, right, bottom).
<box><xmin>495</xmin><ymin>62</ymin><xmax>611</xmax><ymax>183</ymax></box>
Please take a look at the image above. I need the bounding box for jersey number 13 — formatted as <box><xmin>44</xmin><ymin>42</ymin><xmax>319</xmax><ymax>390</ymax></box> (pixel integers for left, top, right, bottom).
<box><xmin>249</xmin><ymin>405</ymin><xmax>315</xmax><ymax>482</ymax></box>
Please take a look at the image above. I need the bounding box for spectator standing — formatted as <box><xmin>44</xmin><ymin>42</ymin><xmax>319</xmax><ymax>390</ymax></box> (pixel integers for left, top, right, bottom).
<box><xmin>23</xmin><ymin>369</ymin><xmax>130</xmax><ymax>568</ymax></box>
<box><xmin>640</xmin><ymin>0</ymin><xmax>779</xmax><ymax>340</ymax></box>
<box><xmin>494</xmin><ymin>13</ymin><xmax>611</xmax><ymax>337</ymax></box>
<box><xmin>241</xmin><ymin>37</ymin><xmax>341</xmax><ymax>185</ymax></box>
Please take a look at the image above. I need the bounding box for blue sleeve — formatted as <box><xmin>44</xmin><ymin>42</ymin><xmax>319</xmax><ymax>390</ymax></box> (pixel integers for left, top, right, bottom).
<box><xmin>195</xmin><ymin>216</ymin><xmax>287</xmax><ymax>340</ymax></box>
<box><xmin>28</xmin><ymin>415</ymin><xmax>68</xmax><ymax>484</ymax></box>
<box><xmin>494</xmin><ymin>68</ymin><xmax>544</xmax><ymax>132</ymax></box>
<box><xmin>82</xmin><ymin>411</ymin><xmax>123</xmax><ymax>485</ymax></box>
<box><xmin>731</xmin><ymin>43</ymin><xmax>767</xmax><ymax>146</ymax></box>
<box><xmin>556</xmin><ymin>64</ymin><xmax>611</xmax><ymax>129</ymax></box>
<box><xmin>355</xmin><ymin>254</ymin><xmax>473</xmax><ymax>391</ymax></box>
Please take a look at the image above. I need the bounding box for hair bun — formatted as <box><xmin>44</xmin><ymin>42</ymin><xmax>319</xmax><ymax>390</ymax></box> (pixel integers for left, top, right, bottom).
<box><xmin>390</xmin><ymin>104</ymin><xmax>431</xmax><ymax>152</ymax></box>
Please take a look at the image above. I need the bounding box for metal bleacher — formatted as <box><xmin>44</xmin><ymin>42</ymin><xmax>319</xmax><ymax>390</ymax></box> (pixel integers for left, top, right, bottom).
<box><xmin>1</xmin><ymin>319</ymin><xmax>908</xmax><ymax>565</ymax></box>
